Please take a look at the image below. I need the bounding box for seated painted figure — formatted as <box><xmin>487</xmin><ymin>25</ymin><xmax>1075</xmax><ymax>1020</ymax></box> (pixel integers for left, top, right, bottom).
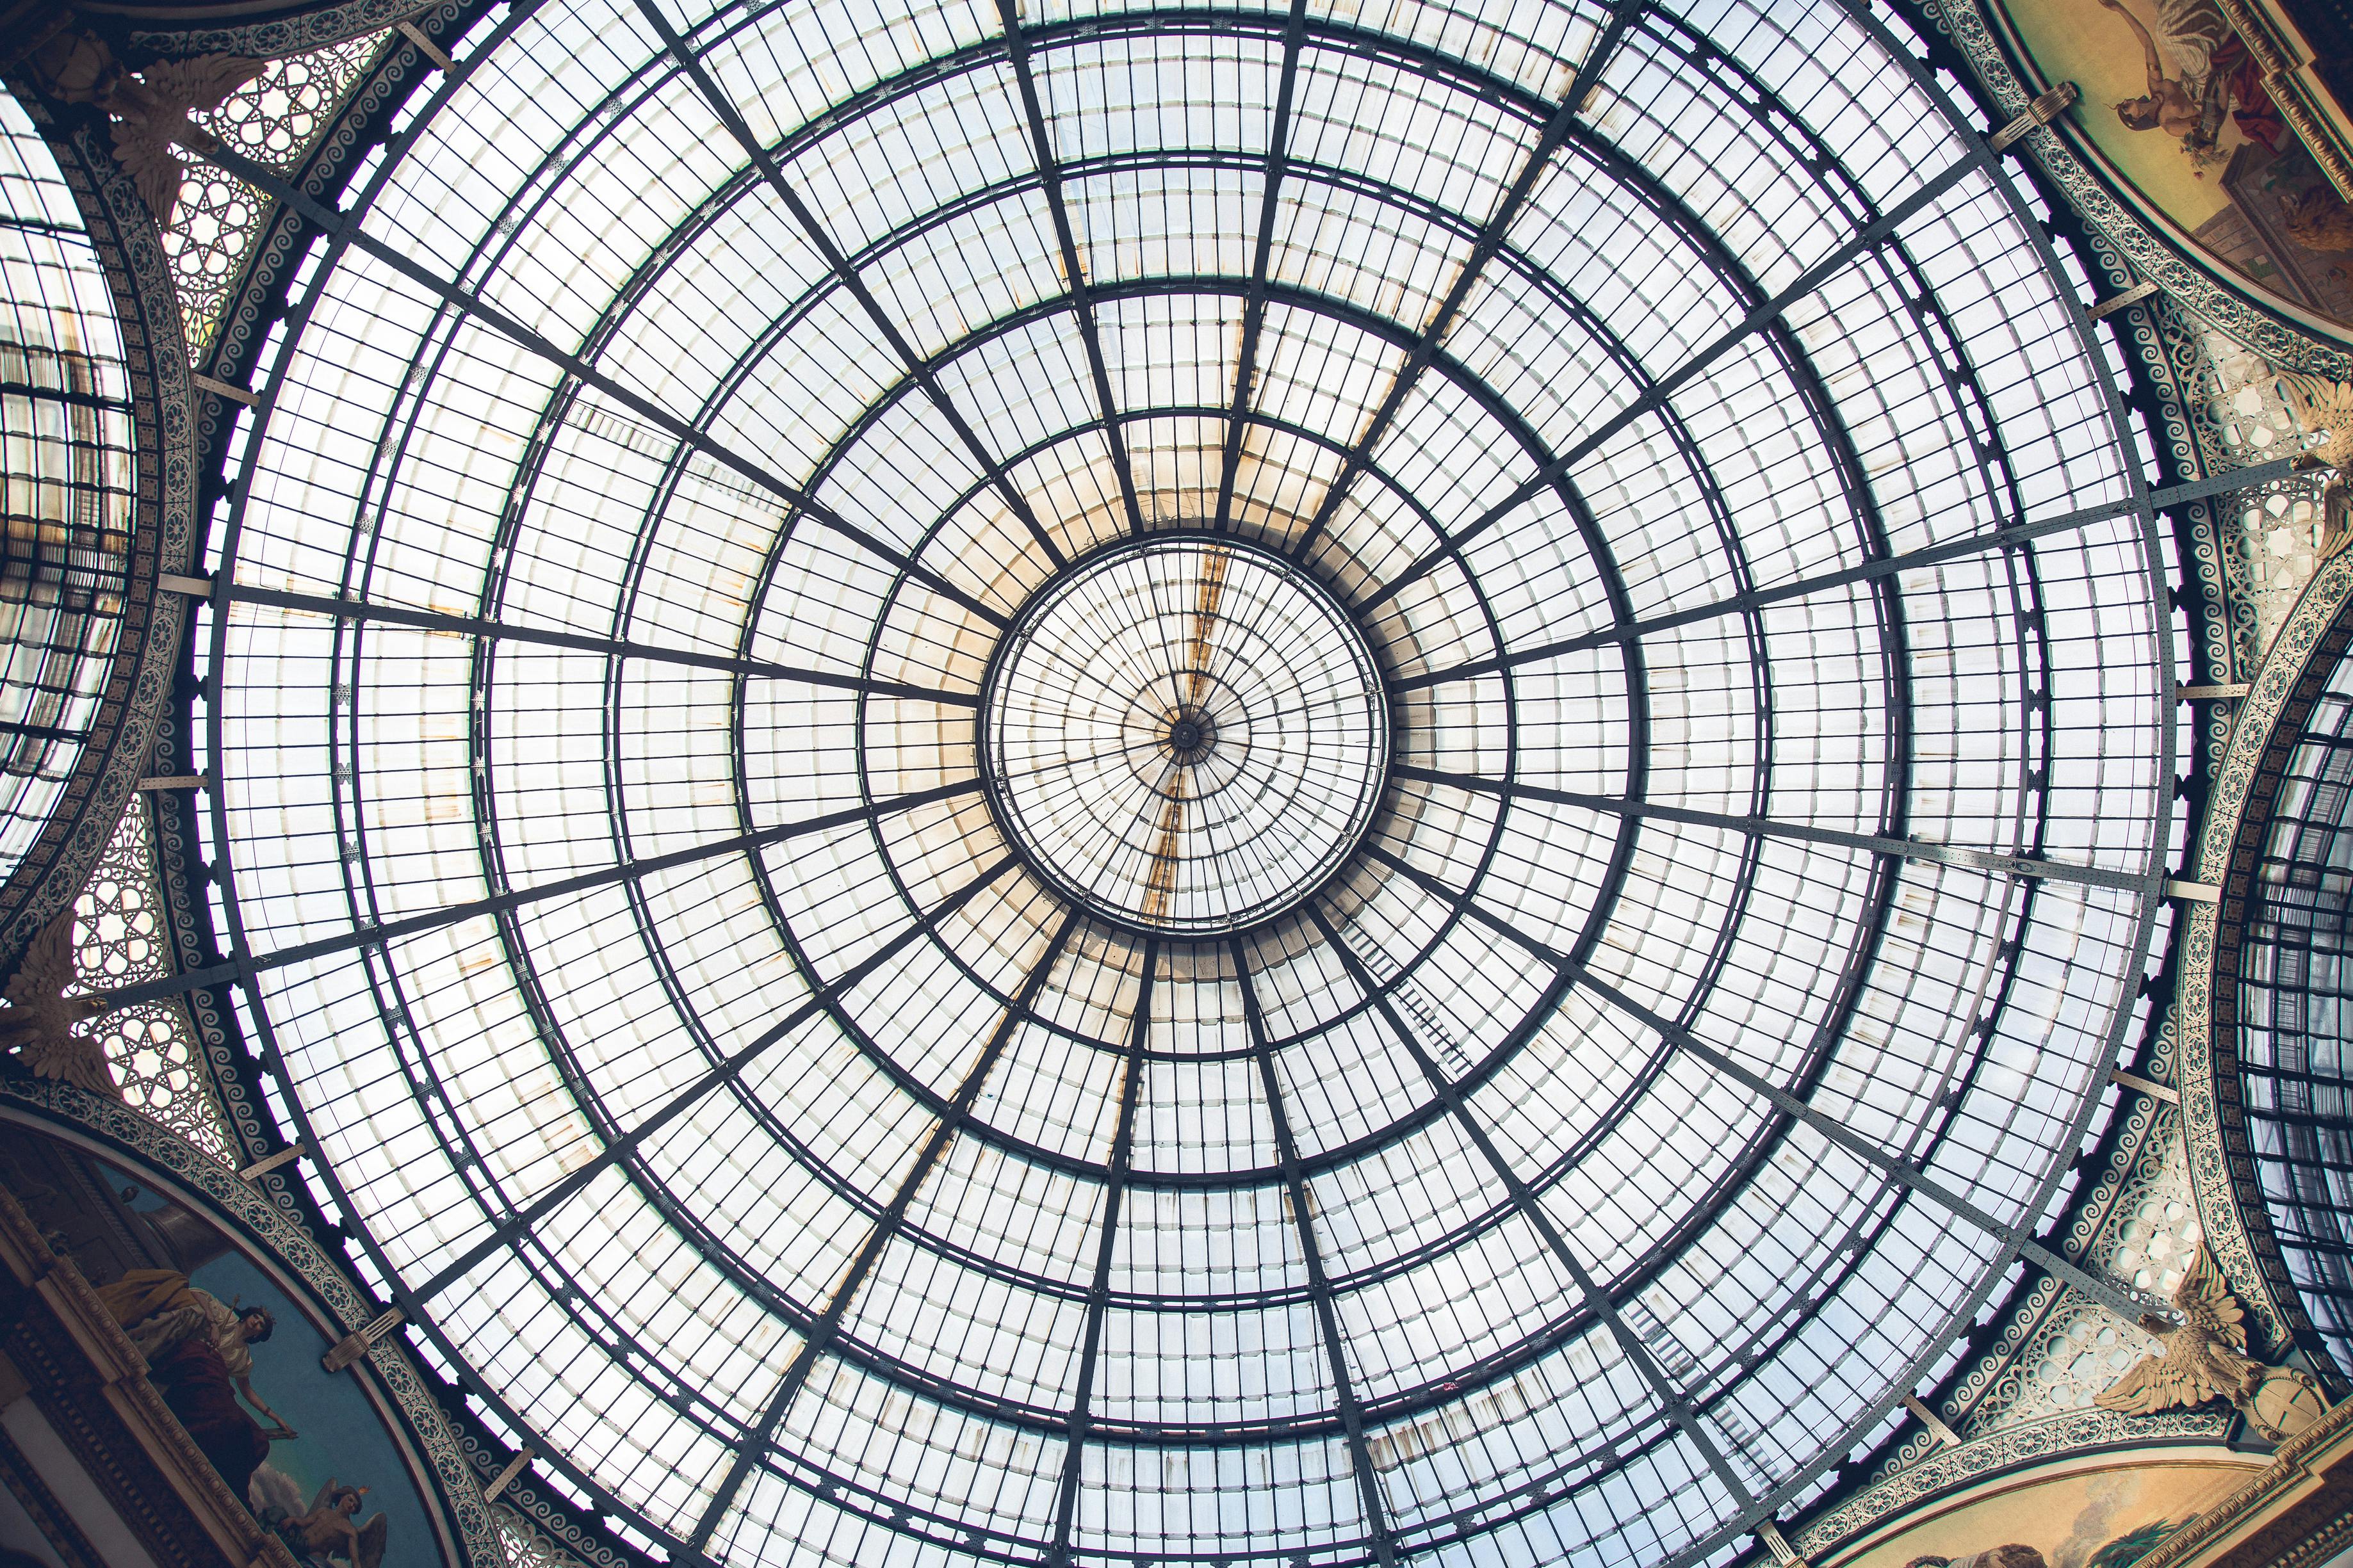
<box><xmin>93</xmin><ymin>1268</ymin><xmax>284</xmax><ymax>1499</ymax></box>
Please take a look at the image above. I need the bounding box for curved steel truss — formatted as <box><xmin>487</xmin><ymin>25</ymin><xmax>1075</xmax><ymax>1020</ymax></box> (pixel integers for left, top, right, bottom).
<box><xmin>2240</xmin><ymin>638</ymin><xmax>2353</xmax><ymax>1383</ymax></box>
<box><xmin>176</xmin><ymin>0</ymin><xmax>2177</xmax><ymax>1562</ymax></box>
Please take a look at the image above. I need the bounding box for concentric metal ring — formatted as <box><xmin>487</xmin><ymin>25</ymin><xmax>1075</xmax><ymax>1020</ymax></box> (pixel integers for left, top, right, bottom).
<box><xmin>979</xmin><ymin>536</ymin><xmax>1389</xmax><ymax>934</ymax></box>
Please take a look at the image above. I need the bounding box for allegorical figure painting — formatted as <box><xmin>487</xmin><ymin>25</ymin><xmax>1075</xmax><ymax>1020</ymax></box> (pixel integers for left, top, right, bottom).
<box><xmin>1836</xmin><ymin>1449</ymin><xmax>2267</xmax><ymax>1568</ymax></box>
<box><xmin>0</xmin><ymin>1124</ymin><xmax>436</xmax><ymax>1567</ymax></box>
<box><xmin>95</xmin><ymin>1266</ymin><xmax>290</xmax><ymax>1501</ymax></box>
<box><xmin>1989</xmin><ymin>0</ymin><xmax>2353</xmax><ymax>330</ymax></box>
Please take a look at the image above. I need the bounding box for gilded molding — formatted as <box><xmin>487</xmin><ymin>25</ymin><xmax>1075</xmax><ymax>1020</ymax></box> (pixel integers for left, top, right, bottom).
<box><xmin>2128</xmin><ymin>1391</ymin><xmax>2353</xmax><ymax>1568</ymax></box>
<box><xmin>1791</xmin><ymin>1406</ymin><xmax>2235</xmax><ymax>1557</ymax></box>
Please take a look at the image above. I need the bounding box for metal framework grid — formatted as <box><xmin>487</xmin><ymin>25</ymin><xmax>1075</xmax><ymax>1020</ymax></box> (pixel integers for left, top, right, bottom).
<box><xmin>2241</xmin><ymin>643</ymin><xmax>2353</xmax><ymax>1384</ymax></box>
<box><xmin>169</xmin><ymin>0</ymin><xmax>2177</xmax><ymax>1563</ymax></box>
<box><xmin>0</xmin><ymin>93</ymin><xmax>134</xmax><ymax>887</ymax></box>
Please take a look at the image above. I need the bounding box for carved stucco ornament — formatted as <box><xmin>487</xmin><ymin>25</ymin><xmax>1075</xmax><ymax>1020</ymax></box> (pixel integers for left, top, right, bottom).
<box><xmin>2276</xmin><ymin>371</ymin><xmax>2353</xmax><ymax>556</ymax></box>
<box><xmin>0</xmin><ymin>908</ymin><xmax>118</xmax><ymax>1099</ymax></box>
<box><xmin>20</xmin><ymin>31</ymin><xmax>261</xmax><ymax>223</ymax></box>
<box><xmin>2097</xmin><ymin>1242</ymin><xmax>2329</xmax><ymax>1442</ymax></box>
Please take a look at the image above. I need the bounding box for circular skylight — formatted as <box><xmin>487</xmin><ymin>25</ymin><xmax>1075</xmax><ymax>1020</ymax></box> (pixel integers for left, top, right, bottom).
<box><xmin>981</xmin><ymin>537</ymin><xmax>1388</xmax><ymax>934</ymax></box>
<box><xmin>193</xmin><ymin>0</ymin><xmax>2174</xmax><ymax>1563</ymax></box>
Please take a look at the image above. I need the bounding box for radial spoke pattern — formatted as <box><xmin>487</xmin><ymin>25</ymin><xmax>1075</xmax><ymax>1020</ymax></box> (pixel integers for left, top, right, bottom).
<box><xmin>2240</xmin><ymin>644</ymin><xmax>2353</xmax><ymax>1382</ymax></box>
<box><xmin>983</xmin><ymin>538</ymin><xmax>1386</xmax><ymax>933</ymax></box>
<box><xmin>189</xmin><ymin>0</ymin><xmax>2170</xmax><ymax>1564</ymax></box>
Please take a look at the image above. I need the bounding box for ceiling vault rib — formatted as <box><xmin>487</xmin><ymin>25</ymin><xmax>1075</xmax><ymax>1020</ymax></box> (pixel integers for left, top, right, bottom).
<box><xmin>1572</xmin><ymin>965</ymin><xmax>2167</xmax><ymax>1323</ymax></box>
<box><xmin>685</xmin><ymin>906</ymin><xmax>1083</xmax><ymax>1553</ymax></box>
<box><xmin>1384</xmin><ymin>460</ymin><xmax>2291</xmax><ymax>691</ymax></box>
<box><xmin>1049</xmin><ymin>937</ymin><xmax>1157</xmax><ymax>1564</ymax></box>
<box><xmin>995</xmin><ymin>0</ymin><xmax>1152</xmax><ymax>538</ymax></box>
<box><xmin>1232</xmin><ymin>935</ymin><xmax>1405</xmax><ymax>1568</ymax></box>
<box><xmin>102</xmin><ymin>778</ymin><xmax>986</xmax><ymax>1008</ymax></box>
<box><xmin>225</xmin><ymin>583</ymin><xmax>981</xmax><ymax>705</ymax></box>
<box><xmin>1288</xmin><ymin>0</ymin><xmax>1645</xmax><ymax>563</ymax></box>
<box><xmin>182</xmin><ymin>139</ymin><xmax>1009</xmax><ymax>633</ymax></box>
<box><xmin>1391</xmin><ymin>764</ymin><xmax>2152</xmax><ymax>893</ymax></box>
<box><xmin>1210</xmin><ymin>0</ymin><xmax>1311</xmax><ymax>535</ymax></box>
<box><xmin>1358</xmin><ymin>134</ymin><xmax>2005</xmax><ymax>611</ymax></box>
<box><xmin>630</xmin><ymin>0</ymin><xmax>1073</xmax><ymax>569</ymax></box>
<box><xmin>1304</xmin><ymin>903</ymin><xmax>1762</xmax><ymax>1508</ymax></box>
<box><xmin>407</xmin><ymin>853</ymin><xmax>1021</xmax><ymax>1307</ymax></box>
<box><xmin>1364</xmin><ymin>841</ymin><xmax>2163</xmax><ymax>1325</ymax></box>
<box><xmin>160</xmin><ymin>4</ymin><xmax>2197</xmax><ymax>1558</ymax></box>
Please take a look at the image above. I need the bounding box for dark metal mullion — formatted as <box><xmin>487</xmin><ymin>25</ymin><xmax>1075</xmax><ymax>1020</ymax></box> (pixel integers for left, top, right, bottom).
<box><xmin>405</xmin><ymin>854</ymin><xmax>1019</xmax><ymax>1311</ymax></box>
<box><xmin>995</xmin><ymin>0</ymin><xmax>1150</xmax><ymax>538</ymax></box>
<box><xmin>1289</xmin><ymin>0</ymin><xmax>1642</xmax><ymax>562</ymax></box>
<box><xmin>184</xmin><ymin>136</ymin><xmax>1007</xmax><ymax>632</ymax></box>
<box><xmin>1360</xmin><ymin>136</ymin><xmax>2006</xmax><ymax>613</ymax></box>
<box><xmin>631</xmin><ymin>0</ymin><xmax>1069</xmax><ymax>569</ymax></box>
<box><xmin>1232</xmin><ymin>937</ymin><xmax>1401</xmax><ymax>1568</ymax></box>
<box><xmin>226</xmin><ymin>582</ymin><xmax>979</xmax><ymax>705</ymax></box>
<box><xmin>1355</xmin><ymin>836</ymin><xmax>2158</xmax><ymax>1329</ymax></box>
<box><xmin>685</xmin><ymin>903</ymin><xmax>1083</xmax><ymax>1555</ymax></box>
<box><xmin>1303</xmin><ymin>903</ymin><xmax>1759</xmax><ymax>1507</ymax></box>
<box><xmin>1570</xmin><ymin>964</ymin><xmax>2160</xmax><ymax>1321</ymax></box>
<box><xmin>1391</xmin><ymin>763</ymin><xmax>2150</xmax><ymax>893</ymax></box>
<box><xmin>1049</xmin><ymin>938</ymin><xmax>1157</xmax><ymax>1564</ymax></box>
<box><xmin>1212</xmin><ymin>0</ymin><xmax>1311</xmax><ymax>535</ymax></box>
<box><xmin>1384</xmin><ymin>462</ymin><xmax>2294</xmax><ymax>691</ymax></box>
<box><xmin>101</xmin><ymin>777</ymin><xmax>984</xmax><ymax>1007</ymax></box>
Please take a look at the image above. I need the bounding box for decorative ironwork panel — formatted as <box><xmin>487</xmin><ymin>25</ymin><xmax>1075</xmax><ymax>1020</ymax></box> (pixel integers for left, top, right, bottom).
<box><xmin>165</xmin><ymin>31</ymin><xmax>386</xmax><ymax>355</ymax></box>
<box><xmin>70</xmin><ymin>793</ymin><xmax>231</xmax><ymax>1159</ymax></box>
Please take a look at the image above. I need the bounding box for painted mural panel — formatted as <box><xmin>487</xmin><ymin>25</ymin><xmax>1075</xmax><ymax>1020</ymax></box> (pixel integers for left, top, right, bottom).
<box><xmin>0</xmin><ymin>1126</ymin><xmax>441</xmax><ymax>1568</ymax></box>
<box><xmin>1827</xmin><ymin>1451</ymin><xmax>2265</xmax><ymax>1568</ymax></box>
<box><xmin>1987</xmin><ymin>0</ymin><xmax>2353</xmax><ymax>331</ymax></box>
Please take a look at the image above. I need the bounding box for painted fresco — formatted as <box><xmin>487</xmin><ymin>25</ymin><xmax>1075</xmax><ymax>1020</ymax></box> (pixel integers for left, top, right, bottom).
<box><xmin>1989</xmin><ymin>0</ymin><xmax>2353</xmax><ymax>330</ymax></box>
<box><xmin>1829</xmin><ymin>1453</ymin><xmax>2265</xmax><ymax>1568</ymax></box>
<box><xmin>0</xmin><ymin>1126</ymin><xmax>437</xmax><ymax>1568</ymax></box>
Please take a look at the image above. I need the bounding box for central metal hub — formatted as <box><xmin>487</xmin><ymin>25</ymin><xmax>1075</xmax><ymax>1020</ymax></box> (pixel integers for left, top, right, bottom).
<box><xmin>1166</xmin><ymin>711</ymin><xmax>1214</xmax><ymax>763</ymax></box>
<box><xmin>977</xmin><ymin>535</ymin><xmax>1390</xmax><ymax>934</ymax></box>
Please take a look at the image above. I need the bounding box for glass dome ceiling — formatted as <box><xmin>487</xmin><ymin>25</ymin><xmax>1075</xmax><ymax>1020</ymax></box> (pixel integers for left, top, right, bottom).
<box><xmin>188</xmin><ymin>0</ymin><xmax>2174</xmax><ymax>1561</ymax></box>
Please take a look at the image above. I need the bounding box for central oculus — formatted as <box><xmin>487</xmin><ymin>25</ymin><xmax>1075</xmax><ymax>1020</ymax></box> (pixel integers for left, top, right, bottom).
<box><xmin>979</xmin><ymin>535</ymin><xmax>1390</xmax><ymax>934</ymax></box>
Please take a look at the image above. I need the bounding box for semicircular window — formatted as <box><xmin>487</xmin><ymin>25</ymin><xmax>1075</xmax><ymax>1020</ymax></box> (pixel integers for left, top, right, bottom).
<box><xmin>0</xmin><ymin>93</ymin><xmax>134</xmax><ymax>884</ymax></box>
<box><xmin>197</xmin><ymin>0</ymin><xmax>2172</xmax><ymax>1562</ymax></box>
<box><xmin>2240</xmin><ymin>642</ymin><xmax>2353</xmax><ymax>1381</ymax></box>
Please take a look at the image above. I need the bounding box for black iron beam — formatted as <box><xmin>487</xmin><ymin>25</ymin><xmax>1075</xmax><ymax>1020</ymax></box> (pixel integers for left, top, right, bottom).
<box><xmin>1048</xmin><ymin>938</ymin><xmax>1156</xmax><ymax>1564</ymax></box>
<box><xmin>995</xmin><ymin>0</ymin><xmax>1150</xmax><ymax>538</ymax></box>
<box><xmin>630</xmin><ymin>0</ymin><xmax>1070</xmax><ymax>570</ymax></box>
<box><xmin>401</xmin><ymin>854</ymin><xmax>1014</xmax><ymax>1318</ymax></box>
<box><xmin>182</xmin><ymin>136</ymin><xmax>1009</xmax><ymax>633</ymax></box>
<box><xmin>685</xmin><ymin>905</ymin><xmax>1082</xmax><ymax>1553</ymax></box>
<box><xmin>1304</xmin><ymin>903</ymin><xmax>1759</xmax><ymax>1508</ymax></box>
<box><xmin>227</xmin><ymin>583</ymin><xmax>979</xmax><ymax>705</ymax></box>
<box><xmin>1232</xmin><ymin>936</ymin><xmax>1403</xmax><ymax>1568</ymax></box>
<box><xmin>1570</xmin><ymin>962</ymin><xmax>2167</xmax><ymax>1321</ymax></box>
<box><xmin>1210</xmin><ymin>0</ymin><xmax>1311</xmax><ymax>535</ymax></box>
<box><xmin>1361</xmin><ymin>836</ymin><xmax>2163</xmax><ymax>1323</ymax></box>
<box><xmin>1361</xmin><ymin>137</ymin><xmax>2010</xmax><ymax>613</ymax></box>
<box><xmin>101</xmin><ymin>777</ymin><xmax>982</xmax><ymax>1008</ymax></box>
<box><xmin>1289</xmin><ymin>0</ymin><xmax>1643</xmax><ymax>562</ymax></box>
<box><xmin>1387</xmin><ymin>462</ymin><xmax>2295</xmax><ymax>691</ymax></box>
<box><xmin>1392</xmin><ymin>764</ymin><xmax>2151</xmax><ymax>893</ymax></box>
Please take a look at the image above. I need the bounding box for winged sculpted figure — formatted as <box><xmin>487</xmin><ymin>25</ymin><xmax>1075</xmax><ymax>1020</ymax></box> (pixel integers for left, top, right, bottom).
<box><xmin>21</xmin><ymin>31</ymin><xmax>261</xmax><ymax>224</ymax></box>
<box><xmin>2096</xmin><ymin>1243</ymin><xmax>2327</xmax><ymax>1442</ymax></box>
<box><xmin>2276</xmin><ymin>371</ymin><xmax>2353</xmax><ymax>563</ymax></box>
<box><xmin>0</xmin><ymin>909</ymin><xmax>120</xmax><ymax>1098</ymax></box>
